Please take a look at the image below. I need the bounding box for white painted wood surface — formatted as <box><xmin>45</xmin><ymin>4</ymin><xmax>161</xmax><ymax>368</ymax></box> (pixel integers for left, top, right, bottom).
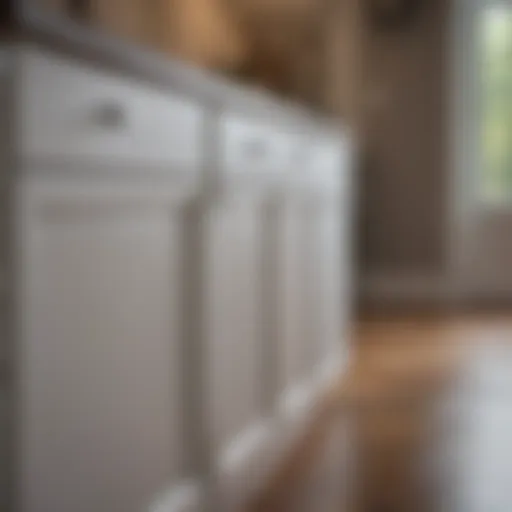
<box><xmin>206</xmin><ymin>193</ymin><xmax>267</xmax><ymax>455</ymax></box>
<box><xmin>204</xmin><ymin>175</ymin><xmax>280</xmax><ymax>510</ymax></box>
<box><xmin>19</xmin><ymin>173</ymin><xmax>196</xmax><ymax>512</ymax></box>
<box><xmin>19</xmin><ymin>49</ymin><xmax>205</xmax><ymax>169</ymax></box>
<box><xmin>0</xmin><ymin>46</ymin><xmax>354</xmax><ymax>512</ymax></box>
<box><xmin>220</xmin><ymin>113</ymin><xmax>299</xmax><ymax>176</ymax></box>
<box><xmin>276</xmin><ymin>190</ymin><xmax>314</xmax><ymax>413</ymax></box>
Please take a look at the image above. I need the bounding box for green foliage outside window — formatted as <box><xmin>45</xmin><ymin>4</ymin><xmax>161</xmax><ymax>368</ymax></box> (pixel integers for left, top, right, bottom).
<box><xmin>482</xmin><ymin>8</ymin><xmax>512</xmax><ymax>202</ymax></box>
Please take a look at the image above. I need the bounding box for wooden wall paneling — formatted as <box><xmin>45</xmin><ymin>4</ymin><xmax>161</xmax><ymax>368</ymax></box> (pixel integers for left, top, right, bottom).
<box><xmin>168</xmin><ymin>0</ymin><xmax>248</xmax><ymax>70</ymax></box>
<box><xmin>90</xmin><ymin>0</ymin><xmax>161</xmax><ymax>47</ymax></box>
<box><xmin>323</xmin><ymin>0</ymin><xmax>364</xmax><ymax>124</ymax></box>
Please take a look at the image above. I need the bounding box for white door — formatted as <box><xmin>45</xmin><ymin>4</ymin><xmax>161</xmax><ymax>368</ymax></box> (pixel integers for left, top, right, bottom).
<box><xmin>19</xmin><ymin>172</ymin><xmax>197</xmax><ymax>512</ymax></box>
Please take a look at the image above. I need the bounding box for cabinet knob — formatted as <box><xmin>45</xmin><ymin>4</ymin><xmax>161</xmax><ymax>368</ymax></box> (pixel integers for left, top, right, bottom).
<box><xmin>92</xmin><ymin>102</ymin><xmax>128</xmax><ymax>130</ymax></box>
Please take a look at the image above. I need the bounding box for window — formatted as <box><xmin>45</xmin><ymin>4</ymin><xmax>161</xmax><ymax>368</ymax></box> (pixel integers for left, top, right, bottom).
<box><xmin>481</xmin><ymin>5</ymin><xmax>512</xmax><ymax>202</ymax></box>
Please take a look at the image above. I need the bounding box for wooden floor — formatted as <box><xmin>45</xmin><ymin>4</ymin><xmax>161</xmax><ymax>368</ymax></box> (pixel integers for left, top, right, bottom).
<box><xmin>247</xmin><ymin>315</ymin><xmax>512</xmax><ymax>511</ymax></box>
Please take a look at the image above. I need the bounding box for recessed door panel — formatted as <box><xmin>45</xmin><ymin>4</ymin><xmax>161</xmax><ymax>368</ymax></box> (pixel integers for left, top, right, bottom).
<box><xmin>20</xmin><ymin>177</ymin><xmax>190</xmax><ymax>512</ymax></box>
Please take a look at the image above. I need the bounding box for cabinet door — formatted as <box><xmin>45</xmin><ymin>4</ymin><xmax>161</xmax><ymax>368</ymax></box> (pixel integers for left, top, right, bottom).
<box><xmin>276</xmin><ymin>195</ymin><xmax>313</xmax><ymax>405</ymax></box>
<box><xmin>19</xmin><ymin>175</ymin><xmax>196</xmax><ymax>512</ymax></box>
<box><xmin>205</xmin><ymin>192</ymin><xmax>267</xmax><ymax>460</ymax></box>
<box><xmin>277</xmin><ymin>193</ymin><xmax>348</xmax><ymax>408</ymax></box>
<box><xmin>310</xmin><ymin>197</ymin><xmax>350</xmax><ymax>381</ymax></box>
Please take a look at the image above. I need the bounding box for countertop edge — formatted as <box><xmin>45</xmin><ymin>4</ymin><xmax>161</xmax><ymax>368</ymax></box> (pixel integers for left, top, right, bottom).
<box><xmin>1</xmin><ymin>4</ymin><xmax>344</xmax><ymax>129</ymax></box>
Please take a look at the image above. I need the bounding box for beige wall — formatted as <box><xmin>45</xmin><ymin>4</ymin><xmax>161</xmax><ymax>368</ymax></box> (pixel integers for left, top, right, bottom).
<box><xmin>359</xmin><ymin>0</ymin><xmax>450</xmax><ymax>274</ymax></box>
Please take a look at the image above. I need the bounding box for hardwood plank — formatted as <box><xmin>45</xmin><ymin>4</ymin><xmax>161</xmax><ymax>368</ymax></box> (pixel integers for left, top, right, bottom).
<box><xmin>247</xmin><ymin>315</ymin><xmax>512</xmax><ymax>512</ymax></box>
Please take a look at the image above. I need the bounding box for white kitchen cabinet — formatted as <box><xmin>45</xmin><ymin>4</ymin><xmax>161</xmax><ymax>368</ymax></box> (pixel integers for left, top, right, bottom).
<box><xmin>275</xmin><ymin>133</ymin><xmax>352</xmax><ymax>435</ymax></box>
<box><xmin>205</xmin><ymin>190</ymin><xmax>272</xmax><ymax>506</ymax></box>
<box><xmin>204</xmin><ymin>113</ymin><xmax>292</xmax><ymax>509</ymax></box>
<box><xmin>0</xmin><ymin>44</ymin><xmax>354</xmax><ymax>512</ymax></box>
<box><xmin>7</xmin><ymin>47</ymin><xmax>207</xmax><ymax>512</ymax></box>
<box><xmin>205</xmin><ymin>116</ymin><xmax>354</xmax><ymax>510</ymax></box>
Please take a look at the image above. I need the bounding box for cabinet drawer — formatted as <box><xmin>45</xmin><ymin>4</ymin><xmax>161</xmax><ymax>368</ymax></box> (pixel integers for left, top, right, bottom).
<box><xmin>19</xmin><ymin>49</ymin><xmax>205</xmax><ymax>168</ymax></box>
<box><xmin>220</xmin><ymin>114</ymin><xmax>299</xmax><ymax>175</ymax></box>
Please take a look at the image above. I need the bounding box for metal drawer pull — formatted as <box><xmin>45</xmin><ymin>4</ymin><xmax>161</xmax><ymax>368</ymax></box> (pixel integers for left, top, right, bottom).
<box><xmin>92</xmin><ymin>102</ymin><xmax>128</xmax><ymax>130</ymax></box>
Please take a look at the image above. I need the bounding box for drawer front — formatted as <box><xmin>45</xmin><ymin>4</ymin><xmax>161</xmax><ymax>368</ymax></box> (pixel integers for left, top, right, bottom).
<box><xmin>220</xmin><ymin>114</ymin><xmax>299</xmax><ymax>175</ymax></box>
<box><xmin>20</xmin><ymin>49</ymin><xmax>205</xmax><ymax>168</ymax></box>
